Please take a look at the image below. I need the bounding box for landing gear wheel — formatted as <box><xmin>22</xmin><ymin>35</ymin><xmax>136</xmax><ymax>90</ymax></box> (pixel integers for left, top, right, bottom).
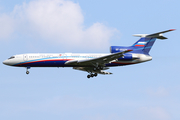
<box><xmin>91</xmin><ymin>74</ymin><xmax>94</xmax><ymax>77</ymax></box>
<box><xmin>26</xmin><ymin>71</ymin><xmax>29</xmax><ymax>74</ymax></box>
<box><xmin>87</xmin><ymin>75</ymin><xmax>91</xmax><ymax>78</ymax></box>
<box><xmin>94</xmin><ymin>73</ymin><xmax>97</xmax><ymax>77</ymax></box>
<box><xmin>87</xmin><ymin>73</ymin><xmax>98</xmax><ymax>78</ymax></box>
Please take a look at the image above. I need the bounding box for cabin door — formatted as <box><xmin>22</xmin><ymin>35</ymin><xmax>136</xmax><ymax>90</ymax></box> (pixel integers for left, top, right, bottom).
<box><xmin>24</xmin><ymin>54</ymin><xmax>28</xmax><ymax>61</ymax></box>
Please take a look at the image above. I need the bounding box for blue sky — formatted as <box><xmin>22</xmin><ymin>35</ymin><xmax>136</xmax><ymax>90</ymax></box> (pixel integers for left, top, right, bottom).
<box><xmin>0</xmin><ymin>0</ymin><xmax>180</xmax><ymax>120</ymax></box>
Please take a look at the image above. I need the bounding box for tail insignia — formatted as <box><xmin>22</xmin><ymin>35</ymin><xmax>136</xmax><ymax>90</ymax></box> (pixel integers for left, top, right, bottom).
<box><xmin>134</xmin><ymin>42</ymin><xmax>147</xmax><ymax>47</ymax></box>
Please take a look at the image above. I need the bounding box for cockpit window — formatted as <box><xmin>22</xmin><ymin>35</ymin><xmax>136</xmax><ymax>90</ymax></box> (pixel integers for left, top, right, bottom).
<box><xmin>8</xmin><ymin>56</ymin><xmax>15</xmax><ymax>59</ymax></box>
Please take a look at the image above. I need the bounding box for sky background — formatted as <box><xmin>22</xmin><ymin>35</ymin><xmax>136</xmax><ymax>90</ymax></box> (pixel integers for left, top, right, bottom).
<box><xmin>0</xmin><ymin>0</ymin><xmax>180</xmax><ymax>120</ymax></box>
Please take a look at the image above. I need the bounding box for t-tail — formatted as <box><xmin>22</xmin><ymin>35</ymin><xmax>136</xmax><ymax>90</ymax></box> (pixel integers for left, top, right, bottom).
<box><xmin>131</xmin><ymin>29</ymin><xmax>175</xmax><ymax>55</ymax></box>
<box><xmin>110</xmin><ymin>29</ymin><xmax>175</xmax><ymax>55</ymax></box>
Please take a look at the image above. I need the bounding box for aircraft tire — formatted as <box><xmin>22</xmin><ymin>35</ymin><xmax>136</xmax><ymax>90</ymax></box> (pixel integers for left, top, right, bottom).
<box><xmin>91</xmin><ymin>74</ymin><xmax>94</xmax><ymax>77</ymax></box>
<box><xmin>94</xmin><ymin>73</ymin><xmax>97</xmax><ymax>77</ymax></box>
<box><xmin>87</xmin><ymin>75</ymin><xmax>91</xmax><ymax>78</ymax></box>
<box><xmin>26</xmin><ymin>71</ymin><xmax>29</xmax><ymax>74</ymax></box>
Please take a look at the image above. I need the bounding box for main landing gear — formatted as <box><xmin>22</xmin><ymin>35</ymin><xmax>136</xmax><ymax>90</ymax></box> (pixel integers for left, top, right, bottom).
<box><xmin>87</xmin><ymin>73</ymin><xmax>98</xmax><ymax>78</ymax></box>
<box><xmin>26</xmin><ymin>66</ymin><xmax>31</xmax><ymax>74</ymax></box>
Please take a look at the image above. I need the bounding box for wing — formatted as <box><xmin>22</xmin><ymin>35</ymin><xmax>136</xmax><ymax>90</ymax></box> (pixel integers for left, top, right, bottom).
<box><xmin>65</xmin><ymin>49</ymin><xmax>132</xmax><ymax>67</ymax></box>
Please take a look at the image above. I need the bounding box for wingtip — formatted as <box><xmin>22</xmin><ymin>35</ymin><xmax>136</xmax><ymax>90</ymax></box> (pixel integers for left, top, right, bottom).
<box><xmin>169</xmin><ymin>29</ymin><xmax>176</xmax><ymax>31</ymax></box>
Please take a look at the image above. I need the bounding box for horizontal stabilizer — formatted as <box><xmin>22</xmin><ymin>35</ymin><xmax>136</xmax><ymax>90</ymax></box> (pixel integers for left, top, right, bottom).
<box><xmin>133</xmin><ymin>29</ymin><xmax>175</xmax><ymax>39</ymax></box>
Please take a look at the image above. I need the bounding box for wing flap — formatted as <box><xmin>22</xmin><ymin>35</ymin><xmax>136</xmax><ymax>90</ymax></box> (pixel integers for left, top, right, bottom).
<box><xmin>73</xmin><ymin>67</ymin><xmax>112</xmax><ymax>75</ymax></box>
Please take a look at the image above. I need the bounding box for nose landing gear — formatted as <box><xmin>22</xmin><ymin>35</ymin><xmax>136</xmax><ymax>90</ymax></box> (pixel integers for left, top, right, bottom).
<box><xmin>87</xmin><ymin>73</ymin><xmax>98</xmax><ymax>78</ymax></box>
<box><xmin>26</xmin><ymin>66</ymin><xmax>31</xmax><ymax>74</ymax></box>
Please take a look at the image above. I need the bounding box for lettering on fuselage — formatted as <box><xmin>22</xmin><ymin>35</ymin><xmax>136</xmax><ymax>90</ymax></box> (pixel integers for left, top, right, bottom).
<box><xmin>116</xmin><ymin>48</ymin><xmax>128</xmax><ymax>52</ymax></box>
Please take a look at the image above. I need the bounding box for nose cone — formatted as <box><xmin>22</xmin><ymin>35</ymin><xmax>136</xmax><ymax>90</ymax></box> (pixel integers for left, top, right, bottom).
<box><xmin>3</xmin><ymin>60</ymin><xmax>10</xmax><ymax>65</ymax></box>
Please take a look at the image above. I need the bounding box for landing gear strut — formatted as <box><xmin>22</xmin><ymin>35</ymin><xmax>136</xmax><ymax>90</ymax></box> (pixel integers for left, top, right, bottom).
<box><xmin>26</xmin><ymin>66</ymin><xmax>31</xmax><ymax>74</ymax></box>
<box><xmin>93</xmin><ymin>67</ymin><xmax>103</xmax><ymax>71</ymax></box>
<box><xmin>87</xmin><ymin>73</ymin><xmax>98</xmax><ymax>78</ymax></box>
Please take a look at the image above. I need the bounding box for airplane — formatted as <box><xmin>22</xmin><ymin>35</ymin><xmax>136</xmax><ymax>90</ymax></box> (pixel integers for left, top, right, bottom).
<box><xmin>3</xmin><ymin>29</ymin><xmax>175</xmax><ymax>78</ymax></box>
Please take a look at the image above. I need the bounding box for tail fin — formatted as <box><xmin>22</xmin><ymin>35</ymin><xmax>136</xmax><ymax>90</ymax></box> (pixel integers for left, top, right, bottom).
<box><xmin>132</xmin><ymin>37</ymin><xmax>157</xmax><ymax>54</ymax></box>
<box><xmin>132</xmin><ymin>29</ymin><xmax>175</xmax><ymax>55</ymax></box>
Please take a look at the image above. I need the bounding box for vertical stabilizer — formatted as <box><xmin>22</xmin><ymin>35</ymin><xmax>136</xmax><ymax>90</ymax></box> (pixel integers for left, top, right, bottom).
<box><xmin>132</xmin><ymin>37</ymin><xmax>156</xmax><ymax>55</ymax></box>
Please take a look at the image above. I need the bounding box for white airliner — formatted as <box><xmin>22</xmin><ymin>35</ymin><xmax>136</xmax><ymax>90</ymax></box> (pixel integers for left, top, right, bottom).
<box><xmin>3</xmin><ymin>29</ymin><xmax>175</xmax><ymax>78</ymax></box>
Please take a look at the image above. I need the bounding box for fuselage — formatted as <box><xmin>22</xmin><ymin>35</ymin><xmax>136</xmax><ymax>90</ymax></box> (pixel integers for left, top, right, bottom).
<box><xmin>3</xmin><ymin>53</ymin><xmax>152</xmax><ymax>67</ymax></box>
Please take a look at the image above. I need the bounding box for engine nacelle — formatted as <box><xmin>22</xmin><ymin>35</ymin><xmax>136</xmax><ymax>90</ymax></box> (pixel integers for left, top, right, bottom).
<box><xmin>110</xmin><ymin>46</ymin><xmax>136</xmax><ymax>60</ymax></box>
<box><xmin>110</xmin><ymin>46</ymin><xmax>130</xmax><ymax>53</ymax></box>
<box><xmin>118</xmin><ymin>54</ymin><xmax>133</xmax><ymax>60</ymax></box>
